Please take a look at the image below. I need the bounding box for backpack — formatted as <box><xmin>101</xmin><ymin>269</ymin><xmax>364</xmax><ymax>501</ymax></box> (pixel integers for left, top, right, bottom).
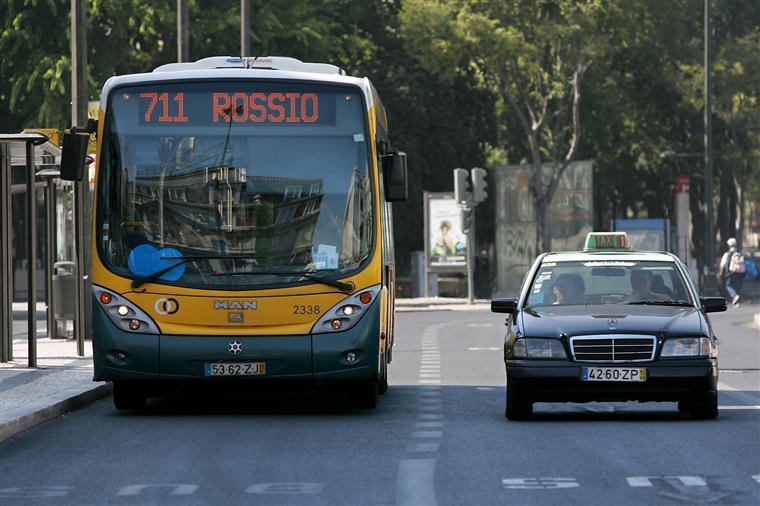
<box><xmin>729</xmin><ymin>251</ymin><xmax>746</xmax><ymax>274</ymax></box>
<box><xmin>745</xmin><ymin>259</ymin><xmax>757</xmax><ymax>279</ymax></box>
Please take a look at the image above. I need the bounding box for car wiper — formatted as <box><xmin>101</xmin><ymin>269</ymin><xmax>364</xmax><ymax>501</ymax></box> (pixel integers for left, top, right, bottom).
<box><xmin>212</xmin><ymin>270</ymin><xmax>353</xmax><ymax>293</ymax></box>
<box><xmin>131</xmin><ymin>255</ymin><xmax>259</xmax><ymax>290</ymax></box>
<box><xmin>626</xmin><ymin>300</ymin><xmax>693</xmax><ymax>307</ymax></box>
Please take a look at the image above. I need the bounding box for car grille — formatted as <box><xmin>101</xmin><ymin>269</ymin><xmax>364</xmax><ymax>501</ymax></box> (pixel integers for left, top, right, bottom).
<box><xmin>570</xmin><ymin>335</ymin><xmax>656</xmax><ymax>362</ymax></box>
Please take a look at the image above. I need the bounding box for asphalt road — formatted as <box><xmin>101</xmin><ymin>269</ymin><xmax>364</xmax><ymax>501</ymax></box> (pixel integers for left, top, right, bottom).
<box><xmin>1</xmin><ymin>307</ymin><xmax>758</xmax><ymax>505</ymax></box>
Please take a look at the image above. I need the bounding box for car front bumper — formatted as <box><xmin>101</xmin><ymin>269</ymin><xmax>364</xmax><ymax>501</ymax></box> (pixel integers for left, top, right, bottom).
<box><xmin>506</xmin><ymin>359</ymin><xmax>718</xmax><ymax>403</ymax></box>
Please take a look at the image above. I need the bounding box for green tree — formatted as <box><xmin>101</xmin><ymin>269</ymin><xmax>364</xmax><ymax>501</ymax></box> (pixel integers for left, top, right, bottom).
<box><xmin>399</xmin><ymin>0</ymin><xmax>604</xmax><ymax>253</ymax></box>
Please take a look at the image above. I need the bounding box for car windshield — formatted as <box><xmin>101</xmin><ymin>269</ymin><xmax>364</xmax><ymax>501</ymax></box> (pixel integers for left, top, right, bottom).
<box><xmin>525</xmin><ymin>260</ymin><xmax>693</xmax><ymax>307</ymax></box>
<box><xmin>96</xmin><ymin>80</ymin><xmax>373</xmax><ymax>288</ymax></box>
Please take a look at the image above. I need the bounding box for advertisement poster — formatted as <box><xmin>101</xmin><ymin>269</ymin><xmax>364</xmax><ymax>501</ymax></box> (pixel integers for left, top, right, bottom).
<box><xmin>426</xmin><ymin>194</ymin><xmax>466</xmax><ymax>269</ymax></box>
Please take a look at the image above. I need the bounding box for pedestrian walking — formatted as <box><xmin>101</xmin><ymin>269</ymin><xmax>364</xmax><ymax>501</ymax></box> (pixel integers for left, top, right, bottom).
<box><xmin>718</xmin><ymin>237</ymin><xmax>748</xmax><ymax>306</ymax></box>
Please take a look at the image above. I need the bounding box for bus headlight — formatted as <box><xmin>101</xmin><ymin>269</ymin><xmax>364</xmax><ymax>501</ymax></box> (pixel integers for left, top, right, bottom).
<box><xmin>661</xmin><ymin>337</ymin><xmax>712</xmax><ymax>358</ymax></box>
<box><xmin>311</xmin><ymin>284</ymin><xmax>382</xmax><ymax>334</ymax></box>
<box><xmin>93</xmin><ymin>285</ymin><xmax>160</xmax><ymax>334</ymax></box>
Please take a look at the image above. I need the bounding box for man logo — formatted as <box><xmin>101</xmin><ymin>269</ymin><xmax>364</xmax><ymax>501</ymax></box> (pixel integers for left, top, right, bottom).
<box><xmin>214</xmin><ymin>300</ymin><xmax>257</xmax><ymax>310</ymax></box>
<box><xmin>155</xmin><ymin>298</ymin><xmax>179</xmax><ymax>315</ymax></box>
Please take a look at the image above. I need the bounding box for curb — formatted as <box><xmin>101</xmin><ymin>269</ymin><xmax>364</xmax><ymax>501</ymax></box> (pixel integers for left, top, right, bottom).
<box><xmin>0</xmin><ymin>383</ymin><xmax>112</xmax><ymax>443</ymax></box>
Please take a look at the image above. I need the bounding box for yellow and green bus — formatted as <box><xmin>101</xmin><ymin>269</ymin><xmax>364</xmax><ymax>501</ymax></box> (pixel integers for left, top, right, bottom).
<box><xmin>61</xmin><ymin>56</ymin><xmax>407</xmax><ymax>410</ymax></box>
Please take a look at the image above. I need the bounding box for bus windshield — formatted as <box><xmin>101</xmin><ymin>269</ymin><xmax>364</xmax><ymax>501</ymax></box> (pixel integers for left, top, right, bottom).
<box><xmin>96</xmin><ymin>80</ymin><xmax>373</xmax><ymax>288</ymax></box>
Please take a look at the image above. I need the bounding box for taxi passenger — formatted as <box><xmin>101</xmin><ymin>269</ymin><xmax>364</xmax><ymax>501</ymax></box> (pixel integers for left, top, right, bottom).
<box><xmin>553</xmin><ymin>273</ymin><xmax>585</xmax><ymax>305</ymax></box>
<box><xmin>629</xmin><ymin>269</ymin><xmax>668</xmax><ymax>301</ymax></box>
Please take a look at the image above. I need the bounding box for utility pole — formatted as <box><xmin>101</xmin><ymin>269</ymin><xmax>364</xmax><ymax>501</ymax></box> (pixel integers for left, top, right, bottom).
<box><xmin>241</xmin><ymin>0</ymin><xmax>251</xmax><ymax>57</ymax></box>
<box><xmin>71</xmin><ymin>0</ymin><xmax>87</xmax><ymax>356</ymax></box>
<box><xmin>177</xmin><ymin>0</ymin><xmax>189</xmax><ymax>62</ymax></box>
<box><xmin>453</xmin><ymin>168</ymin><xmax>488</xmax><ymax>304</ymax></box>
<box><xmin>704</xmin><ymin>0</ymin><xmax>715</xmax><ymax>289</ymax></box>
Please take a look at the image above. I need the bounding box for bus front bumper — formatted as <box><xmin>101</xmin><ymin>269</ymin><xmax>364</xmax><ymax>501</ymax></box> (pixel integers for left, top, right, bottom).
<box><xmin>92</xmin><ymin>298</ymin><xmax>380</xmax><ymax>383</ymax></box>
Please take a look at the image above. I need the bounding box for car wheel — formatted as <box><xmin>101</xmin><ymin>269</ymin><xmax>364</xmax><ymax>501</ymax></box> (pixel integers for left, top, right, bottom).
<box><xmin>505</xmin><ymin>381</ymin><xmax>532</xmax><ymax>420</ymax></box>
<box><xmin>689</xmin><ymin>391</ymin><xmax>718</xmax><ymax>420</ymax></box>
<box><xmin>112</xmin><ymin>381</ymin><xmax>147</xmax><ymax>411</ymax></box>
<box><xmin>378</xmin><ymin>351</ymin><xmax>389</xmax><ymax>395</ymax></box>
<box><xmin>348</xmin><ymin>380</ymin><xmax>378</xmax><ymax>409</ymax></box>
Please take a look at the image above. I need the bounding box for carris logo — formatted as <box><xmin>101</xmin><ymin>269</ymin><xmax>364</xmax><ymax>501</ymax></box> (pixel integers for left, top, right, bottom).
<box><xmin>155</xmin><ymin>298</ymin><xmax>179</xmax><ymax>315</ymax></box>
<box><xmin>214</xmin><ymin>300</ymin><xmax>257</xmax><ymax>310</ymax></box>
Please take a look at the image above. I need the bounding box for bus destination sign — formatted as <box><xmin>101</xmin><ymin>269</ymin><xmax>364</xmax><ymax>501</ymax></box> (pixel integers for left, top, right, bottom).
<box><xmin>134</xmin><ymin>90</ymin><xmax>337</xmax><ymax>126</ymax></box>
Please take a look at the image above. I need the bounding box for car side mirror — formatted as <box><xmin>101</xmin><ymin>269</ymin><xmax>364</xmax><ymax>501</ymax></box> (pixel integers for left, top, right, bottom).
<box><xmin>700</xmin><ymin>297</ymin><xmax>727</xmax><ymax>313</ymax></box>
<box><xmin>382</xmin><ymin>150</ymin><xmax>408</xmax><ymax>202</ymax></box>
<box><xmin>491</xmin><ymin>298</ymin><xmax>518</xmax><ymax>314</ymax></box>
<box><xmin>60</xmin><ymin>132</ymin><xmax>90</xmax><ymax>181</ymax></box>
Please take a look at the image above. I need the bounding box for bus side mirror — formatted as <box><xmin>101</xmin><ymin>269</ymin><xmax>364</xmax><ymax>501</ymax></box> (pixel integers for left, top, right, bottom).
<box><xmin>382</xmin><ymin>150</ymin><xmax>408</xmax><ymax>202</ymax></box>
<box><xmin>60</xmin><ymin>132</ymin><xmax>90</xmax><ymax>181</ymax></box>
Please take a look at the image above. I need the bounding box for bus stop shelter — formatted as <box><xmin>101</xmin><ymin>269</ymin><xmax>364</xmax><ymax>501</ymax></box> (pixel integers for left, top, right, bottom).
<box><xmin>1</xmin><ymin>133</ymin><xmax>85</xmax><ymax>367</ymax></box>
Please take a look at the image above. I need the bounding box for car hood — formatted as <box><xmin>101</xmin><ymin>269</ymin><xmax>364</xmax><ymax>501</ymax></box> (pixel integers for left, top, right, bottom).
<box><xmin>518</xmin><ymin>304</ymin><xmax>705</xmax><ymax>338</ymax></box>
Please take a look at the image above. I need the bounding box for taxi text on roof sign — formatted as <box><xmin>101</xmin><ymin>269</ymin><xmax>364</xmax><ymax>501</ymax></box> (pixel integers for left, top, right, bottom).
<box><xmin>583</xmin><ymin>232</ymin><xmax>630</xmax><ymax>251</ymax></box>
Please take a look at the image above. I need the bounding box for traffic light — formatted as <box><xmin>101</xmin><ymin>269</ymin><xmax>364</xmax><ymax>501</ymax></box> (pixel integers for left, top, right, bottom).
<box><xmin>454</xmin><ymin>168</ymin><xmax>471</xmax><ymax>205</ymax></box>
<box><xmin>471</xmin><ymin>167</ymin><xmax>488</xmax><ymax>203</ymax></box>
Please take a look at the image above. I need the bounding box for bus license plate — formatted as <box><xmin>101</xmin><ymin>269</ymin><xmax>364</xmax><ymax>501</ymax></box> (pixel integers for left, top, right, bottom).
<box><xmin>582</xmin><ymin>367</ymin><xmax>646</xmax><ymax>382</ymax></box>
<box><xmin>204</xmin><ymin>362</ymin><xmax>266</xmax><ymax>376</ymax></box>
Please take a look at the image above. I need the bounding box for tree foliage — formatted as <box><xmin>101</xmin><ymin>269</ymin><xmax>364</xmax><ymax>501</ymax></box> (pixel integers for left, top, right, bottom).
<box><xmin>1</xmin><ymin>0</ymin><xmax>758</xmax><ymax>281</ymax></box>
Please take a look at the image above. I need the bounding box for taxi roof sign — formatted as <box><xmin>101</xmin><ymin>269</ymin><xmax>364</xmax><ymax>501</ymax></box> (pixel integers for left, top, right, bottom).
<box><xmin>583</xmin><ymin>232</ymin><xmax>630</xmax><ymax>251</ymax></box>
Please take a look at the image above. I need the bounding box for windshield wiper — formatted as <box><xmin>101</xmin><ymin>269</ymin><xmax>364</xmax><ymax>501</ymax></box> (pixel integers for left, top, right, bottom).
<box><xmin>131</xmin><ymin>255</ymin><xmax>259</xmax><ymax>290</ymax></box>
<box><xmin>626</xmin><ymin>300</ymin><xmax>693</xmax><ymax>307</ymax></box>
<box><xmin>212</xmin><ymin>270</ymin><xmax>353</xmax><ymax>293</ymax></box>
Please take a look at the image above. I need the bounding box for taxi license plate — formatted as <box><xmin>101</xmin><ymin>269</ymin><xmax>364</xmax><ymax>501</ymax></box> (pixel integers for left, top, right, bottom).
<box><xmin>204</xmin><ymin>362</ymin><xmax>266</xmax><ymax>376</ymax></box>
<box><xmin>582</xmin><ymin>367</ymin><xmax>646</xmax><ymax>382</ymax></box>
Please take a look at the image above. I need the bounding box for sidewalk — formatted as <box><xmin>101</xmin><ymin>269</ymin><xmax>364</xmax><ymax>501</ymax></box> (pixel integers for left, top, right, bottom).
<box><xmin>395</xmin><ymin>297</ymin><xmax>491</xmax><ymax>312</ymax></box>
<box><xmin>0</xmin><ymin>316</ymin><xmax>111</xmax><ymax>443</ymax></box>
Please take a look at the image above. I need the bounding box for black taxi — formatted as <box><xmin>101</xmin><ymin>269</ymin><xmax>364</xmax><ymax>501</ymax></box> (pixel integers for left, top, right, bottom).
<box><xmin>491</xmin><ymin>232</ymin><xmax>726</xmax><ymax>420</ymax></box>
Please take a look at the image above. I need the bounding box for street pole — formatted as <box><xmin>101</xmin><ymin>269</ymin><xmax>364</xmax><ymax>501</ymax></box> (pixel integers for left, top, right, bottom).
<box><xmin>241</xmin><ymin>0</ymin><xmax>251</xmax><ymax>57</ymax></box>
<box><xmin>704</xmin><ymin>0</ymin><xmax>715</xmax><ymax>287</ymax></box>
<box><xmin>71</xmin><ymin>0</ymin><xmax>87</xmax><ymax>356</ymax></box>
<box><xmin>177</xmin><ymin>0</ymin><xmax>189</xmax><ymax>62</ymax></box>
<box><xmin>466</xmin><ymin>207</ymin><xmax>475</xmax><ymax>304</ymax></box>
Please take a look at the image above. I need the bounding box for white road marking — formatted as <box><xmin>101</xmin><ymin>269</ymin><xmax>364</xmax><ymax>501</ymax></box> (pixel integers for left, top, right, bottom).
<box><xmin>419</xmin><ymin>398</ymin><xmax>442</xmax><ymax>404</ymax></box>
<box><xmin>752</xmin><ymin>475</ymin><xmax>760</xmax><ymax>484</ymax></box>
<box><xmin>405</xmin><ymin>443</ymin><xmax>440</xmax><ymax>453</ymax></box>
<box><xmin>626</xmin><ymin>476</ymin><xmax>706</xmax><ymax>487</ymax></box>
<box><xmin>719</xmin><ymin>405</ymin><xmax>760</xmax><ymax>410</ymax></box>
<box><xmin>418</xmin><ymin>414</ymin><xmax>444</xmax><ymax>420</ymax></box>
<box><xmin>420</xmin><ymin>380</ymin><xmax>441</xmax><ymax>384</ymax></box>
<box><xmin>0</xmin><ymin>487</ymin><xmax>72</xmax><ymax>498</ymax></box>
<box><xmin>415</xmin><ymin>422</ymin><xmax>444</xmax><ymax>428</ymax></box>
<box><xmin>117</xmin><ymin>484</ymin><xmax>198</xmax><ymax>496</ymax></box>
<box><xmin>502</xmin><ymin>478</ymin><xmax>579</xmax><ymax>489</ymax></box>
<box><xmin>468</xmin><ymin>347</ymin><xmax>500</xmax><ymax>351</ymax></box>
<box><xmin>476</xmin><ymin>387</ymin><xmax>496</xmax><ymax>391</ymax></box>
<box><xmin>412</xmin><ymin>431</ymin><xmax>443</xmax><ymax>438</ymax></box>
<box><xmin>397</xmin><ymin>459</ymin><xmax>437</xmax><ymax>506</ymax></box>
<box><xmin>419</xmin><ymin>404</ymin><xmax>443</xmax><ymax>411</ymax></box>
<box><xmin>245</xmin><ymin>483</ymin><xmax>324</xmax><ymax>494</ymax></box>
<box><xmin>419</xmin><ymin>374</ymin><xmax>441</xmax><ymax>378</ymax></box>
<box><xmin>467</xmin><ymin>323</ymin><xmax>494</xmax><ymax>327</ymax></box>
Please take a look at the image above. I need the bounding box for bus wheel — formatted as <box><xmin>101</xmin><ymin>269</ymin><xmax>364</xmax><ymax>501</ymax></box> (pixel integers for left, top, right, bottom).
<box><xmin>349</xmin><ymin>380</ymin><xmax>378</xmax><ymax>409</ymax></box>
<box><xmin>112</xmin><ymin>381</ymin><xmax>147</xmax><ymax>411</ymax></box>
<box><xmin>378</xmin><ymin>352</ymin><xmax>389</xmax><ymax>395</ymax></box>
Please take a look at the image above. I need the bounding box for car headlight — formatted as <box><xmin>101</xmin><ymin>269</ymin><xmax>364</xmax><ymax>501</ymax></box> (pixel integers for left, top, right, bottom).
<box><xmin>510</xmin><ymin>338</ymin><xmax>566</xmax><ymax>359</ymax></box>
<box><xmin>661</xmin><ymin>337</ymin><xmax>713</xmax><ymax>358</ymax></box>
